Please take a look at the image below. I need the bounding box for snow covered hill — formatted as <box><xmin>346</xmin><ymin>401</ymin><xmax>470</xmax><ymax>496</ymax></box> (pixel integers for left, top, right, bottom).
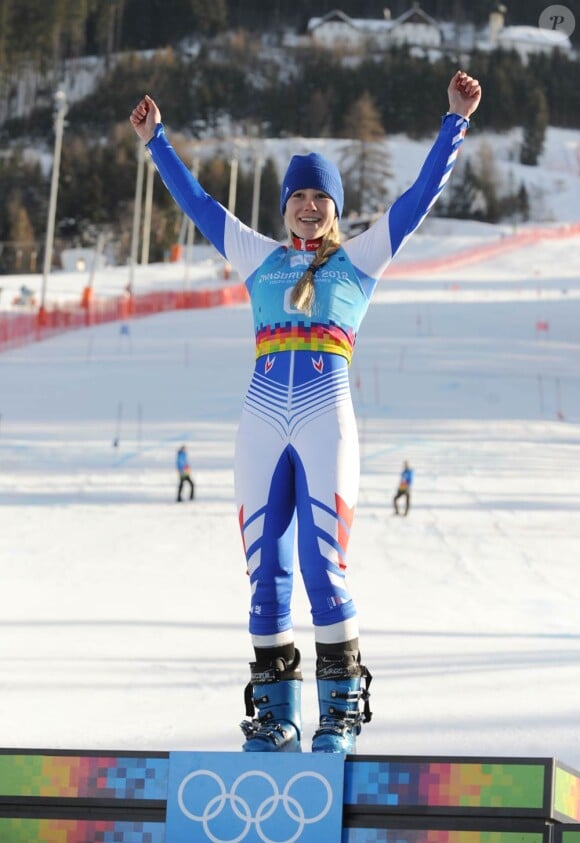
<box><xmin>1</xmin><ymin>228</ymin><xmax>579</xmax><ymax>765</ymax></box>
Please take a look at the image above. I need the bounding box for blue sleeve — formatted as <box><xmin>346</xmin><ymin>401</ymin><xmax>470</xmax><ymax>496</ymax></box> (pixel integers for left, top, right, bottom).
<box><xmin>146</xmin><ymin>124</ymin><xmax>281</xmax><ymax>281</ymax></box>
<box><xmin>387</xmin><ymin>113</ymin><xmax>469</xmax><ymax>257</ymax></box>
<box><xmin>146</xmin><ymin>123</ymin><xmax>228</xmax><ymax>257</ymax></box>
<box><xmin>343</xmin><ymin>113</ymin><xmax>469</xmax><ymax>296</ymax></box>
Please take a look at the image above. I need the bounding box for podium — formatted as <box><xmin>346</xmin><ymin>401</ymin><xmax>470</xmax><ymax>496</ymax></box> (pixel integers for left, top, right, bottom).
<box><xmin>1</xmin><ymin>749</ymin><xmax>580</xmax><ymax>841</ymax></box>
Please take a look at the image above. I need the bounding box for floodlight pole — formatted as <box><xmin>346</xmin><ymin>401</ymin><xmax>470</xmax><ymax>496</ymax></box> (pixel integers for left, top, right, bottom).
<box><xmin>39</xmin><ymin>89</ymin><xmax>68</xmax><ymax>317</ymax></box>
<box><xmin>140</xmin><ymin>157</ymin><xmax>155</xmax><ymax>265</ymax></box>
<box><xmin>228</xmin><ymin>149</ymin><xmax>239</xmax><ymax>214</ymax></box>
<box><xmin>251</xmin><ymin>148</ymin><xmax>263</xmax><ymax>231</ymax></box>
<box><xmin>184</xmin><ymin>157</ymin><xmax>199</xmax><ymax>288</ymax></box>
<box><xmin>128</xmin><ymin>140</ymin><xmax>145</xmax><ymax>294</ymax></box>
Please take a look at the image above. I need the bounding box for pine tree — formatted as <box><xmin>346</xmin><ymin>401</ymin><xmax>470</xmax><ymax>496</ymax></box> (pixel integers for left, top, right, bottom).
<box><xmin>437</xmin><ymin>157</ymin><xmax>479</xmax><ymax>220</ymax></box>
<box><xmin>0</xmin><ymin>0</ymin><xmax>10</xmax><ymax>71</ymax></box>
<box><xmin>517</xmin><ymin>182</ymin><xmax>529</xmax><ymax>222</ymax></box>
<box><xmin>5</xmin><ymin>191</ymin><xmax>36</xmax><ymax>272</ymax></box>
<box><xmin>303</xmin><ymin>89</ymin><xmax>334</xmax><ymax>138</ymax></box>
<box><xmin>520</xmin><ymin>86</ymin><xmax>549</xmax><ymax>166</ymax></box>
<box><xmin>257</xmin><ymin>157</ymin><xmax>282</xmax><ymax>238</ymax></box>
<box><xmin>476</xmin><ymin>140</ymin><xmax>502</xmax><ymax>222</ymax></box>
<box><xmin>339</xmin><ymin>91</ymin><xmax>391</xmax><ymax>216</ymax></box>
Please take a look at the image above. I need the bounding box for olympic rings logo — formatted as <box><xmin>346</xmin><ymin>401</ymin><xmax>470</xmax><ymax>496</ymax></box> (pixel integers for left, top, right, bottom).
<box><xmin>177</xmin><ymin>768</ymin><xmax>333</xmax><ymax>843</ymax></box>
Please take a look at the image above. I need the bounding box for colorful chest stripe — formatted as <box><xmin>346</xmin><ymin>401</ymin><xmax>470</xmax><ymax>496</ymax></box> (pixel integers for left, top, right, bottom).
<box><xmin>147</xmin><ymin>113</ymin><xmax>468</xmax><ymax>362</ymax></box>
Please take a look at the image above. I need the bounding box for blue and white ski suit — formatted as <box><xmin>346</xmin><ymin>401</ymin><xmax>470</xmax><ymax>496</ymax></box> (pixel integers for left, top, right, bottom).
<box><xmin>147</xmin><ymin>113</ymin><xmax>468</xmax><ymax>650</ymax></box>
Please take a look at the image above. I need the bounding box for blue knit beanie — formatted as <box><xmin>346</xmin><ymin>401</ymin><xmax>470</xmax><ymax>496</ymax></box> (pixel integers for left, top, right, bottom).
<box><xmin>280</xmin><ymin>152</ymin><xmax>344</xmax><ymax>218</ymax></box>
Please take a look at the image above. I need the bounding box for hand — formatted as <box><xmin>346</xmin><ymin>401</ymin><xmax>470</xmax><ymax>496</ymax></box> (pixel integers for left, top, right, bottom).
<box><xmin>447</xmin><ymin>71</ymin><xmax>482</xmax><ymax>120</ymax></box>
<box><xmin>129</xmin><ymin>94</ymin><xmax>161</xmax><ymax>143</ymax></box>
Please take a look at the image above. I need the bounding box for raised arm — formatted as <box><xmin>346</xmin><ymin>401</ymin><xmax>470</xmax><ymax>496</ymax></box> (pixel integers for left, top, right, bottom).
<box><xmin>344</xmin><ymin>71</ymin><xmax>482</xmax><ymax>291</ymax></box>
<box><xmin>129</xmin><ymin>95</ymin><xmax>278</xmax><ymax>273</ymax></box>
<box><xmin>386</xmin><ymin>70</ymin><xmax>481</xmax><ymax>254</ymax></box>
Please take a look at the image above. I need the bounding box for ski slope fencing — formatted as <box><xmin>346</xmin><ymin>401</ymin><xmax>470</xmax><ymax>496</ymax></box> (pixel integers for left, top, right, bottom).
<box><xmin>1</xmin><ymin>222</ymin><xmax>578</xmax><ymax>354</ymax></box>
<box><xmin>386</xmin><ymin>222</ymin><xmax>580</xmax><ymax>276</ymax></box>
<box><xmin>0</xmin><ymin>282</ymin><xmax>249</xmax><ymax>353</ymax></box>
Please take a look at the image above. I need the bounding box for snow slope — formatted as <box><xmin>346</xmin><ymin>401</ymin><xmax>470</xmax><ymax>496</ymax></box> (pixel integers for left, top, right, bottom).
<box><xmin>1</xmin><ymin>229</ymin><xmax>579</xmax><ymax>767</ymax></box>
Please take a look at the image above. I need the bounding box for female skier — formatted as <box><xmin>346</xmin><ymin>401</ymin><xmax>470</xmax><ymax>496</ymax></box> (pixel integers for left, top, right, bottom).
<box><xmin>130</xmin><ymin>70</ymin><xmax>481</xmax><ymax>754</ymax></box>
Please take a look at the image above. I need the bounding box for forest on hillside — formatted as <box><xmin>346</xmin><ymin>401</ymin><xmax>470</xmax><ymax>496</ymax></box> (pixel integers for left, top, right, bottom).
<box><xmin>0</xmin><ymin>0</ymin><xmax>578</xmax><ymax>71</ymax></box>
<box><xmin>0</xmin><ymin>0</ymin><xmax>578</xmax><ymax>275</ymax></box>
<box><xmin>0</xmin><ymin>44</ymin><xmax>551</xmax><ymax>275</ymax></box>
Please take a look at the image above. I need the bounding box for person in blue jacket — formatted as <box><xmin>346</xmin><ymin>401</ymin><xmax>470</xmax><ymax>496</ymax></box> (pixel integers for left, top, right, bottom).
<box><xmin>130</xmin><ymin>70</ymin><xmax>481</xmax><ymax>754</ymax></box>
<box><xmin>176</xmin><ymin>445</ymin><xmax>195</xmax><ymax>502</ymax></box>
<box><xmin>394</xmin><ymin>460</ymin><xmax>414</xmax><ymax>516</ymax></box>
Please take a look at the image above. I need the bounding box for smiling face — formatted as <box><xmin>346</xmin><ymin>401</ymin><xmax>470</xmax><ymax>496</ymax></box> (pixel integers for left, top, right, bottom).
<box><xmin>284</xmin><ymin>189</ymin><xmax>337</xmax><ymax>241</ymax></box>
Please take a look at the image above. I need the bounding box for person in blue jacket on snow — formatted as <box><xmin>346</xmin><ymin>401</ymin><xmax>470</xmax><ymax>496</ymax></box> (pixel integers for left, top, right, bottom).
<box><xmin>176</xmin><ymin>445</ymin><xmax>195</xmax><ymax>502</ymax></box>
<box><xmin>394</xmin><ymin>460</ymin><xmax>414</xmax><ymax>516</ymax></box>
<box><xmin>130</xmin><ymin>70</ymin><xmax>481</xmax><ymax>754</ymax></box>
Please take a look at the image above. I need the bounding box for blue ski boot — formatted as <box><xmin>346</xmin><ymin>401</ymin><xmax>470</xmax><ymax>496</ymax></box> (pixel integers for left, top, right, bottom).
<box><xmin>240</xmin><ymin>649</ymin><xmax>302</xmax><ymax>752</ymax></box>
<box><xmin>312</xmin><ymin>652</ymin><xmax>372</xmax><ymax>754</ymax></box>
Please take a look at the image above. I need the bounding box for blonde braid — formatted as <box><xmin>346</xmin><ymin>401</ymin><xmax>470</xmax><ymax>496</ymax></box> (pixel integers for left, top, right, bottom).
<box><xmin>290</xmin><ymin>221</ymin><xmax>341</xmax><ymax>316</ymax></box>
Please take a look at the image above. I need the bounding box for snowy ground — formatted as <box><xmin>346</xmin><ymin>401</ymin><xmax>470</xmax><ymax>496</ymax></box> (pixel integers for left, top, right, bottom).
<box><xmin>1</xmin><ymin>225</ymin><xmax>579</xmax><ymax>768</ymax></box>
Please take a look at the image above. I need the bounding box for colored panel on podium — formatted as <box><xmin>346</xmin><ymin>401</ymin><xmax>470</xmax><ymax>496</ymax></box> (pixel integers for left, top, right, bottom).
<box><xmin>554</xmin><ymin>762</ymin><xmax>580</xmax><ymax>822</ymax></box>
<box><xmin>166</xmin><ymin>751</ymin><xmax>344</xmax><ymax>843</ymax></box>
<box><xmin>0</xmin><ymin>818</ymin><xmax>165</xmax><ymax>842</ymax></box>
<box><xmin>342</xmin><ymin>820</ymin><xmax>550</xmax><ymax>843</ymax></box>
<box><xmin>554</xmin><ymin>826</ymin><xmax>580</xmax><ymax>843</ymax></box>
<box><xmin>0</xmin><ymin>749</ymin><xmax>579</xmax><ymax>843</ymax></box>
<box><xmin>344</xmin><ymin>757</ymin><xmax>550</xmax><ymax>817</ymax></box>
<box><xmin>0</xmin><ymin>750</ymin><xmax>169</xmax><ymax>802</ymax></box>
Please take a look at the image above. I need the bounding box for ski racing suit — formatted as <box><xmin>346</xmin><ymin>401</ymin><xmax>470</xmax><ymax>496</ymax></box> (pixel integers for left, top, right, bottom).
<box><xmin>147</xmin><ymin>113</ymin><xmax>468</xmax><ymax>652</ymax></box>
